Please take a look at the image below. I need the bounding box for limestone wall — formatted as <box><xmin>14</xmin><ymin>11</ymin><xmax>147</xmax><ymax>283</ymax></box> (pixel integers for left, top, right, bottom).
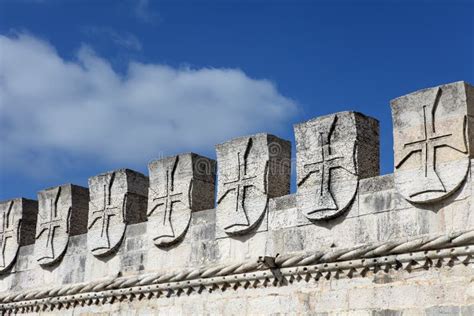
<box><xmin>0</xmin><ymin>81</ymin><xmax>473</xmax><ymax>315</ymax></box>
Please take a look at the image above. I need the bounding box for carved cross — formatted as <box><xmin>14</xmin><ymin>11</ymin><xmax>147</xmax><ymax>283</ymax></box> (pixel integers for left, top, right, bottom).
<box><xmin>0</xmin><ymin>201</ymin><xmax>16</xmax><ymax>268</ymax></box>
<box><xmin>218</xmin><ymin>139</ymin><xmax>257</xmax><ymax>229</ymax></box>
<box><xmin>395</xmin><ymin>88</ymin><xmax>457</xmax><ymax>197</ymax></box>
<box><xmin>303</xmin><ymin>131</ymin><xmax>342</xmax><ymax>212</ymax></box>
<box><xmin>36</xmin><ymin>187</ymin><xmax>64</xmax><ymax>261</ymax></box>
<box><xmin>88</xmin><ymin>173</ymin><xmax>119</xmax><ymax>250</ymax></box>
<box><xmin>298</xmin><ymin>116</ymin><xmax>349</xmax><ymax>214</ymax></box>
<box><xmin>148</xmin><ymin>157</ymin><xmax>183</xmax><ymax>239</ymax></box>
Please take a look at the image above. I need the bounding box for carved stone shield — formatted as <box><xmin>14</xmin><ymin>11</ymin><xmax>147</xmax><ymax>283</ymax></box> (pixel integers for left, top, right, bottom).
<box><xmin>216</xmin><ymin>134</ymin><xmax>290</xmax><ymax>236</ymax></box>
<box><xmin>0</xmin><ymin>200</ymin><xmax>22</xmax><ymax>273</ymax></box>
<box><xmin>35</xmin><ymin>184</ymin><xmax>89</xmax><ymax>266</ymax></box>
<box><xmin>295</xmin><ymin>112</ymin><xmax>379</xmax><ymax>220</ymax></box>
<box><xmin>88</xmin><ymin>172</ymin><xmax>126</xmax><ymax>256</ymax></box>
<box><xmin>148</xmin><ymin>156</ymin><xmax>192</xmax><ymax>247</ymax></box>
<box><xmin>35</xmin><ymin>186</ymin><xmax>70</xmax><ymax>266</ymax></box>
<box><xmin>391</xmin><ymin>81</ymin><xmax>473</xmax><ymax>203</ymax></box>
<box><xmin>296</xmin><ymin>114</ymin><xmax>357</xmax><ymax>220</ymax></box>
<box><xmin>147</xmin><ymin>153</ymin><xmax>215</xmax><ymax>247</ymax></box>
<box><xmin>217</xmin><ymin>136</ymin><xmax>269</xmax><ymax>235</ymax></box>
<box><xmin>87</xmin><ymin>169</ymin><xmax>148</xmax><ymax>256</ymax></box>
<box><xmin>216</xmin><ymin>133</ymin><xmax>291</xmax><ymax>235</ymax></box>
<box><xmin>0</xmin><ymin>198</ymin><xmax>38</xmax><ymax>273</ymax></box>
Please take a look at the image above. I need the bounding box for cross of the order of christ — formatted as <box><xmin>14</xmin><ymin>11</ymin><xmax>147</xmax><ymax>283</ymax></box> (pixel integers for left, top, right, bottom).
<box><xmin>36</xmin><ymin>187</ymin><xmax>65</xmax><ymax>262</ymax></box>
<box><xmin>0</xmin><ymin>201</ymin><xmax>16</xmax><ymax>268</ymax></box>
<box><xmin>395</xmin><ymin>88</ymin><xmax>460</xmax><ymax>197</ymax></box>
<box><xmin>299</xmin><ymin>120</ymin><xmax>345</xmax><ymax>213</ymax></box>
<box><xmin>88</xmin><ymin>173</ymin><xmax>120</xmax><ymax>251</ymax></box>
<box><xmin>218</xmin><ymin>139</ymin><xmax>258</xmax><ymax>230</ymax></box>
<box><xmin>148</xmin><ymin>157</ymin><xmax>184</xmax><ymax>240</ymax></box>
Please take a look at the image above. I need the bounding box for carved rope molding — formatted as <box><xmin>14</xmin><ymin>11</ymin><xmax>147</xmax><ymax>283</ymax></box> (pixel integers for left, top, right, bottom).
<box><xmin>1</xmin><ymin>229</ymin><xmax>473</xmax><ymax>313</ymax></box>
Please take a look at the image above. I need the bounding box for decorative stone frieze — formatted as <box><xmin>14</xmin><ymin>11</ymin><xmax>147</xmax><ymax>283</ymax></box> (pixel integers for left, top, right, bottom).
<box><xmin>35</xmin><ymin>184</ymin><xmax>89</xmax><ymax>266</ymax></box>
<box><xmin>391</xmin><ymin>81</ymin><xmax>474</xmax><ymax>203</ymax></box>
<box><xmin>87</xmin><ymin>169</ymin><xmax>148</xmax><ymax>256</ymax></box>
<box><xmin>216</xmin><ymin>134</ymin><xmax>291</xmax><ymax>235</ymax></box>
<box><xmin>0</xmin><ymin>228</ymin><xmax>472</xmax><ymax>312</ymax></box>
<box><xmin>0</xmin><ymin>198</ymin><xmax>37</xmax><ymax>273</ymax></box>
<box><xmin>147</xmin><ymin>153</ymin><xmax>216</xmax><ymax>247</ymax></box>
<box><xmin>294</xmin><ymin>111</ymin><xmax>379</xmax><ymax>220</ymax></box>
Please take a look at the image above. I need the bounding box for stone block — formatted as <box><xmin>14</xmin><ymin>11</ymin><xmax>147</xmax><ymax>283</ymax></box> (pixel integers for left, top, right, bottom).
<box><xmin>189</xmin><ymin>239</ymin><xmax>218</xmax><ymax>266</ymax></box>
<box><xmin>191</xmin><ymin>208</ymin><xmax>216</xmax><ymax>226</ymax></box>
<box><xmin>359</xmin><ymin>174</ymin><xmax>394</xmax><ymax>195</ymax></box>
<box><xmin>268</xmin><ymin>194</ymin><xmax>299</xmax><ymax>230</ymax></box>
<box><xmin>0</xmin><ymin>198</ymin><xmax>37</xmax><ymax>274</ymax></box>
<box><xmin>9</xmin><ymin>269</ymin><xmax>44</xmax><ymax>292</ymax></box>
<box><xmin>358</xmin><ymin>188</ymin><xmax>412</xmax><ymax>217</ymax></box>
<box><xmin>12</xmin><ymin>244</ymin><xmax>35</xmax><ymax>272</ymax></box>
<box><xmin>215</xmin><ymin>230</ymin><xmax>268</xmax><ymax>263</ymax></box>
<box><xmin>189</xmin><ymin>209</ymin><xmax>216</xmax><ymax>242</ymax></box>
<box><xmin>216</xmin><ymin>133</ymin><xmax>291</xmax><ymax>236</ymax></box>
<box><xmin>35</xmin><ymin>184</ymin><xmax>89</xmax><ymax>266</ymax></box>
<box><xmin>126</xmin><ymin>221</ymin><xmax>147</xmax><ymax>237</ymax></box>
<box><xmin>120</xmin><ymin>250</ymin><xmax>146</xmax><ymax>273</ymax></box>
<box><xmin>461</xmin><ymin>305</ymin><xmax>474</xmax><ymax>316</ymax></box>
<box><xmin>87</xmin><ymin>169</ymin><xmax>148</xmax><ymax>257</ymax></box>
<box><xmin>66</xmin><ymin>234</ymin><xmax>88</xmax><ymax>256</ymax></box>
<box><xmin>60</xmin><ymin>253</ymin><xmax>86</xmax><ymax>284</ymax></box>
<box><xmin>146</xmin><ymin>240</ymin><xmax>193</xmax><ymax>271</ymax></box>
<box><xmin>294</xmin><ymin>111</ymin><xmax>379</xmax><ymax>221</ymax></box>
<box><xmin>190</xmin><ymin>217</ymin><xmax>215</xmax><ymax>241</ymax></box>
<box><xmin>371</xmin><ymin>310</ymin><xmax>403</xmax><ymax>316</ymax></box>
<box><xmin>84</xmin><ymin>249</ymin><xmax>121</xmax><ymax>280</ymax></box>
<box><xmin>391</xmin><ymin>81</ymin><xmax>474</xmax><ymax>204</ymax></box>
<box><xmin>425</xmin><ymin>306</ymin><xmax>461</xmax><ymax>316</ymax></box>
<box><xmin>147</xmin><ymin>153</ymin><xmax>216</xmax><ymax>247</ymax></box>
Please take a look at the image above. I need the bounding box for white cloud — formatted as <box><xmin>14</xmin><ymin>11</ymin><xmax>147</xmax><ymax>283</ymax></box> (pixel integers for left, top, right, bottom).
<box><xmin>0</xmin><ymin>33</ymin><xmax>298</xmax><ymax>178</ymax></box>
<box><xmin>82</xmin><ymin>26</ymin><xmax>142</xmax><ymax>51</ymax></box>
<box><xmin>134</xmin><ymin>0</ymin><xmax>159</xmax><ymax>24</ymax></box>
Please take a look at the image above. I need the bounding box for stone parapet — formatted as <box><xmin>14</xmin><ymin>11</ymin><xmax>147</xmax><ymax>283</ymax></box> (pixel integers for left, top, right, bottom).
<box><xmin>0</xmin><ymin>81</ymin><xmax>473</xmax><ymax>315</ymax></box>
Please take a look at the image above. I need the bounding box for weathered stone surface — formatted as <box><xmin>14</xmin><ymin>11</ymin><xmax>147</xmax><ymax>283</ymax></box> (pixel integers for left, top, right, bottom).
<box><xmin>147</xmin><ymin>153</ymin><xmax>216</xmax><ymax>247</ymax></box>
<box><xmin>0</xmin><ymin>164</ymin><xmax>473</xmax><ymax>314</ymax></box>
<box><xmin>0</xmin><ymin>198</ymin><xmax>37</xmax><ymax>273</ymax></box>
<box><xmin>294</xmin><ymin>111</ymin><xmax>379</xmax><ymax>220</ymax></box>
<box><xmin>391</xmin><ymin>81</ymin><xmax>473</xmax><ymax>203</ymax></box>
<box><xmin>216</xmin><ymin>133</ymin><xmax>291</xmax><ymax>236</ymax></box>
<box><xmin>35</xmin><ymin>184</ymin><xmax>89</xmax><ymax>266</ymax></box>
<box><xmin>87</xmin><ymin>169</ymin><xmax>148</xmax><ymax>256</ymax></box>
<box><xmin>1</xmin><ymin>82</ymin><xmax>474</xmax><ymax>316</ymax></box>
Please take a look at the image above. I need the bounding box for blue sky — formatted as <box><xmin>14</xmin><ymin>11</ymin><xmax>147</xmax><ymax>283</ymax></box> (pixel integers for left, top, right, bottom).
<box><xmin>1</xmin><ymin>0</ymin><xmax>473</xmax><ymax>200</ymax></box>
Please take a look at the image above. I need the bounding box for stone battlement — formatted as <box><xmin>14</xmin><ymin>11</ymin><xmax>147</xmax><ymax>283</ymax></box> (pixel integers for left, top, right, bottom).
<box><xmin>0</xmin><ymin>81</ymin><xmax>473</xmax><ymax>315</ymax></box>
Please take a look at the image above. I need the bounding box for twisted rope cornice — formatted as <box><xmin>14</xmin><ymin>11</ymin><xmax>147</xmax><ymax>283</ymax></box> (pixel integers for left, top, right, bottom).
<box><xmin>1</xmin><ymin>229</ymin><xmax>473</xmax><ymax>313</ymax></box>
